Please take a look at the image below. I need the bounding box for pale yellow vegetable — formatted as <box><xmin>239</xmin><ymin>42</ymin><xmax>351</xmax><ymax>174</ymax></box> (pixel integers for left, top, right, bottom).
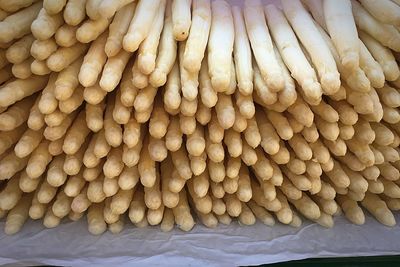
<box><xmin>30</xmin><ymin>38</ymin><xmax>58</xmax><ymax>61</ymax></box>
<box><xmin>179</xmin><ymin>41</ymin><xmax>199</xmax><ymax>101</ymax></box>
<box><xmin>0</xmin><ymin>0</ymin><xmax>38</xmax><ymax>12</ymax></box>
<box><xmin>86</xmin><ymin>0</ymin><xmax>101</xmax><ymax>20</ymax></box>
<box><xmin>46</xmin><ymin>43</ymin><xmax>88</xmax><ymax>72</ymax></box>
<box><xmin>105</xmin><ymin>2</ymin><xmax>136</xmax><ymax>57</ymax></box>
<box><xmin>358</xmin><ymin>40</ymin><xmax>385</xmax><ymax>88</ymax></box>
<box><xmin>4</xmin><ymin>194</ymin><xmax>32</xmax><ymax>235</ymax></box>
<box><xmin>123</xmin><ymin>0</ymin><xmax>160</xmax><ymax>52</ymax></box>
<box><xmin>265</xmin><ymin>5</ymin><xmax>322</xmax><ymax>103</ymax></box>
<box><xmin>0</xmin><ymin>95</ymin><xmax>36</xmax><ymax>131</ymax></box>
<box><xmin>324</xmin><ymin>0</ymin><xmax>359</xmax><ymax>71</ymax></box>
<box><xmin>0</xmin><ymin>75</ymin><xmax>48</xmax><ymax>108</ymax></box>
<box><xmin>359</xmin><ymin>31</ymin><xmax>400</xmax><ymax>81</ymax></box>
<box><xmin>64</xmin><ymin>0</ymin><xmax>87</xmax><ymax>26</ymax></box>
<box><xmin>76</xmin><ymin>17</ymin><xmax>111</xmax><ymax>44</ymax></box>
<box><xmin>44</xmin><ymin>0</ymin><xmax>67</xmax><ymax>15</ymax></box>
<box><xmin>172</xmin><ymin>0</ymin><xmax>192</xmax><ymax>41</ymax></box>
<box><xmin>55</xmin><ymin>57</ymin><xmax>83</xmax><ymax>101</ymax></box>
<box><xmin>360</xmin><ymin>0</ymin><xmax>400</xmax><ymax>26</ymax></box>
<box><xmin>183</xmin><ymin>0</ymin><xmax>211</xmax><ymax>74</ymax></box>
<box><xmin>99</xmin><ymin>0</ymin><xmax>135</xmax><ymax>19</ymax></box>
<box><xmin>100</xmin><ymin>50</ymin><xmax>132</xmax><ymax>92</ymax></box>
<box><xmin>207</xmin><ymin>0</ymin><xmax>234</xmax><ymax>92</ymax></box>
<box><xmin>31</xmin><ymin>8</ymin><xmax>64</xmax><ymax>41</ymax></box>
<box><xmin>244</xmin><ymin>0</ymin><xmax>284</xmax><ymax>92</ymax></box>
<box><xmin>138</xmin><ymin>0</ymin><xmax>166</xmax><ymax>76</ymax></box>
<box><xmin>352</xmin><ymin>0</ymin><xmax>400</xmax><ymax>52</ymax></box>
<box><xmin>282</xmin><ymin>0</ymin><xmax>340</xmax><ymax>95</ymax></box>
<box><xmin>149</xmin><ymin>1</ymin><xmax>177</xmax><ymax>87</ymax></box>
<box><xmin>79</xmin><ymin>31</ymin><xmax>108</xmax><ymax>87</ymax></box>
<box><xmin>231</xmin><ymin>6</ymin><xmax>253</xmax><ymax>96</ymax></box>
<box><xmin>0</xmin><ymin>2</ymin><xmax>42</xmax><ymax>43</ymax></box>
<box><xmin>302</xmin><ymin>0</ymin><xmax>327</xmax><ymax>30</ymax></box>
<box><xmin>5</xmin><ymin>34</ymin><xmax>35</xmax><ymax>64</ymax></box>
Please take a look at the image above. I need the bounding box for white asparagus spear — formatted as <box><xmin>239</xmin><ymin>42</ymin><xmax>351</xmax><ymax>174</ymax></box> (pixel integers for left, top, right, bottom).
<box><xmin>265</xmin><ymin>5</ymin><xmax>322</xmax><ymax>103</ymax></box>
<box><xmin>149</xmin><ymin>0</ymin><xmax>177</xmax><ymax>88</ymax></box>
<box><xmin>281</xmin><ymin>0</ymin><xmax>341</xmax><ymax>95</ymax></box>
<box><xmin>359</xmin><ymin>0</ymin><xmax>400</xmax><ymax>28</ymax></box>
<box><xmin>315</xmin><ymin>23</ymin><xmax>370</xmax><ymax>93</ymax></box>
<box><xmin>123</xmin><ymin>0</ymin><xmax>160</xmax><ymax>52</ymax></box>
<box><xmin>359</xmin><ymin>39</ymin><xmax>385</xmax><ymax>88</ymax></box>
<box><xmin>232</xmin><ymin>5</ymin><xmax>253</xmax><ymax>96</ymax></box>
<box><xmin>351</xmin><ymin>0</ymin><xmax>400</xmax><ymax>52</ymax></box>
<box><xmin>105</xmin><ymin>2</ymin><xmax>136</xmax><ymax>57</ymax></box>
<box><xmin>324</xmin><ymin>0</ymin><xmax>359</xmax><ymax>71</ymax></box>
<box><xmin>359</xmin><ymin>31</ymin><xmax>400</xmax><ymax>82</ymax></box>
<box><xmin>172</xmin><ymin>0</ymin><xmax>192</xmax><ymax>41</ymax></box>
<box><xmin>207</xmin><ymin>0</ymin><xmax>234</xmax><ymax>92</ymax></box>
<box><xmin>302</xmin><ymin>0</ymin><xmax>327</xmax><ymax>30</ymax></box>
<box><xmin>182</xmin><ymin>0</ymin><xmax>211</xmax><ymax>74</ymax></box>
<box><xmin>137</xmin><ymin>0</ymin><xmax>166</xmax><ymax>75</ymax></box>
<box><xmin>98</xmin><ymin>0</ymin><xmax>135</xmax><ymax>19</ymax></box>
<box><xmin>244</xmin><ymin>0</ymin><xmax>284</xmax><ymax>92</ymax></box>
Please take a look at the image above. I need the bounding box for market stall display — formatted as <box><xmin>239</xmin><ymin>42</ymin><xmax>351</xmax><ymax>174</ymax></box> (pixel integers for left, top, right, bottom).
<box><xmin>0</xmin><ymin>0</ymin><xmax>399</xmax><ymax>236</ymax></box>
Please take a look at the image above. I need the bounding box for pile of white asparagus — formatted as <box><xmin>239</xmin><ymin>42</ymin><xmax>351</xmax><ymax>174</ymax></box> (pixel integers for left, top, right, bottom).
<box><xmin>0</xmin><ymin>0</ymin><xmax>399</xmax><ymax>235</ymax></box>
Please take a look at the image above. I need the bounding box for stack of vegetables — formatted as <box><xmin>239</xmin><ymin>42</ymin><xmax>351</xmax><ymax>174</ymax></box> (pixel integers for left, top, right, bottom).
<box><xmin>0</xmin><ymin>0</ymin><xmax>399</xmax><ymax>235</ymax></box>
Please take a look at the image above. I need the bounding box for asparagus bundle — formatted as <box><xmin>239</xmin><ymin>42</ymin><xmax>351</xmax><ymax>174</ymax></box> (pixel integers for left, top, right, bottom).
<box><xmin>0</xmin><ymin>0</ymin><xmax>399</xmax><ymax>235</ymax></box>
